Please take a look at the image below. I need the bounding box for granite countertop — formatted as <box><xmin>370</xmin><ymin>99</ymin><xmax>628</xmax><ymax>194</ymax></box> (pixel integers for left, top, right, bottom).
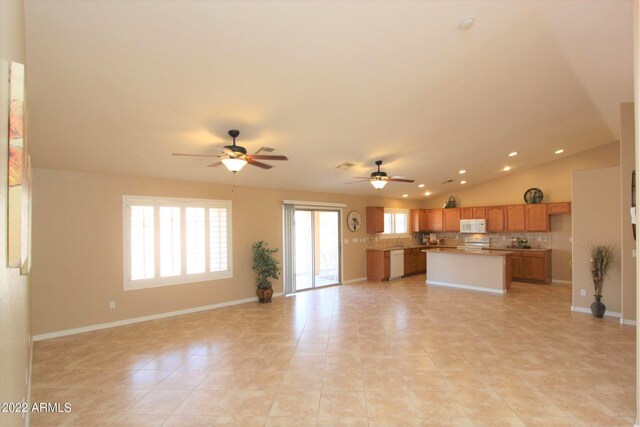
<box><xmin>366</xmin><ymin>245</ymin><xmax>549</xmax><ymax>252</ymax></box>
<box><xmin>366</xmin><ymin>245</ymin><xmax>431</xmax><ymax>252</ymax></box>
<box><xmin>422</xmin><ymin>248</ymin><xmax>515</xmax><ymax>256</ymax></box>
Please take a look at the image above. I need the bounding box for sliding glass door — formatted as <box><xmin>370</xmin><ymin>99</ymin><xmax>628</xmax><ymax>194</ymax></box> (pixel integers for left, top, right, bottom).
<box><xmin>293</xmin><ymin>209</ymin><xmax>341</xmax><ymax>292</ymax></box>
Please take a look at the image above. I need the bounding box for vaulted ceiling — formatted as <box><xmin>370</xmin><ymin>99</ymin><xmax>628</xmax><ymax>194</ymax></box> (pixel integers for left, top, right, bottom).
<box><xmin>24</xmin><ymin>0</ymin><xmax>633</xmax><ymax>199</ymax></box>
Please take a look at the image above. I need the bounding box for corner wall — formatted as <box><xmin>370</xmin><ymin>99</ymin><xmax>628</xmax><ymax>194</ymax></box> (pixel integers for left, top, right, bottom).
<box><xmin>30</xmin><ymin>168</ymin><xmax>422</xmax><ymax>336</ymax></box>
<box><xmin>572</xmin><ymin>166</ymin><xmax>622</xmax><ymax>315</ymax></box>
<box><xmin>0</xmin><ymin>1</ymin><xmax>31</xmax><ymax>426</ymax></box>
<box><xmin>620</xmin><ymin>102</ymin><xmax>636</xmax><ymax>323</ymax></box>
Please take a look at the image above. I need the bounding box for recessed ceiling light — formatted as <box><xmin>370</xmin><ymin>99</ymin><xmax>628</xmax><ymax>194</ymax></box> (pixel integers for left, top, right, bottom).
<box><xmin>503</xmin><ymin>166</ymin><xmax>512</xmax><ymax>171</ymax></box>
<box><xmin>424</xmin><ymin>191</ymin><xmax>432</xmax><ymax>196</ymax></box>
<box><xmin>460</xmin><ymin>180</ymin><xmax>467</xmax><ymax>184</ymax></box>
<box><xmin>402</xmin><ymin>194</ymin><xmax>408</xmax><ymax>198</ymax></box>
<box><xmin>459</xmin><ymin>169</ymin><xmax>466</xmax><ymax>174</ymax></box>
<box><xmin>459</xmin><ymin>16</ymin><xmax>475</xmax><ymax>30</ymax></box>
<box><xmin>418</xmin><ymin>184</ymin><xmax>425</xmax><ymax>188</ymax></box>
<box><xmin>555</xmin><ymin>149</ymin><xmax>564</xmax><ymax>154</ymax></box>
<box><xmin>508</xmin><ymin>152</ymin><xmax>518</xmax><ymax>157</ymax></box>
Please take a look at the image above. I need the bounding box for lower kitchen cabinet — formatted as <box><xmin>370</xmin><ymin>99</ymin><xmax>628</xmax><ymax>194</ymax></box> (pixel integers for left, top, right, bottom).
<box><xmin>403</xmin><ymin>248</ymin><xmax>426</xmax><ymax>276</ymax></box>
<box><xmin>511</xmin><ymin>250</ymin><xmax>551</xmax><ymax>284</ymax></box>
<box><xmin>366</xmin><ymin>250</ymin><xmax>390</xmax><ymax>281</ymax></box>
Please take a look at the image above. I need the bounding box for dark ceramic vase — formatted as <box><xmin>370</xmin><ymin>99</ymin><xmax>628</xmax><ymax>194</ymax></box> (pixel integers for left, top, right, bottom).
<box><xmin>591</xmin><ymin>295</ymin><xmax>606</xmax><ymax>318</ymax></box>
<box><xmin>257</xmin><ymin>287</ymin><xmax>273</xmax><ymax>304</ymax></box>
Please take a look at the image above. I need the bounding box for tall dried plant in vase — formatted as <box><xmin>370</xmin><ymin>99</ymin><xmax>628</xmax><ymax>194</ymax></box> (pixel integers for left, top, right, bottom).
<box><xmin>590</xmin><ymin>244</ymin><xmax>615</xmax><ymax>318</ymax></box>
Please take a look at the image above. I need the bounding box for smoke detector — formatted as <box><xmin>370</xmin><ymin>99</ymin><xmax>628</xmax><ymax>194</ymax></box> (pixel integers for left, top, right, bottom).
<box><xmin>459</xmin><ymin>16</ymin><xmax>475</xmax><ymax>30</ymax></box>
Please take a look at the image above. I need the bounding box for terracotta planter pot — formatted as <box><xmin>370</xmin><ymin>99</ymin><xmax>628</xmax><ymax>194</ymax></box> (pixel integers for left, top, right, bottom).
<box><xmin>257</xmin><ymin>287</ymin><xmax>273</xmax><ymax>304</ymax></box>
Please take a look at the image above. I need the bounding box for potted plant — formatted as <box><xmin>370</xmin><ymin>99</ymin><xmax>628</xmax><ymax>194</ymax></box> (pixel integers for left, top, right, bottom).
<box><xmin>590</xmin><ymin>244</ymin><xmax>615</xmax><ymax>318</ymax></box>
<box><xmin>252</xmin><ymin>241</ymin><xmax>280</xmax><ymax>303</ymax></box>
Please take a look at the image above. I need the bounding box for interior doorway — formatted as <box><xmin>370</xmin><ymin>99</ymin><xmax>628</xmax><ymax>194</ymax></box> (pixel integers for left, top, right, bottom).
<box><xmin>293</xmin><ymin>209</ymin><xmax>341</xmax><ymax>291</ymax></box>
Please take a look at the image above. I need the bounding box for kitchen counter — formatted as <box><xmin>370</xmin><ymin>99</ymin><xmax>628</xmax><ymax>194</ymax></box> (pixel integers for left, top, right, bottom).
<box><xmin>366</xmin><ymin>245</ymin><xmax>431</xmax><ymax>252</ymax></box>
<box><xmin>367</xmin><ymin>245</ymin><xmax>548</xmax><ymax>252</ymax></box>
<box><xmin>424</xmin><ymin>248</ymin><xmax>513</xmax><ymax>294</ymax></box>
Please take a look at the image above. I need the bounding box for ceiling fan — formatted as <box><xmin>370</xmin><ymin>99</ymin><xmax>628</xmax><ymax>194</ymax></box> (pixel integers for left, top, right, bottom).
<box><xmin>347</xmin><ymin>160</ymin><xmax>415</xmax><ymax>190</ymax></box>
<box><xmin>173</xmin><ymin>130</ymin><xmax>288</xmax><ymax>172</ymax></box>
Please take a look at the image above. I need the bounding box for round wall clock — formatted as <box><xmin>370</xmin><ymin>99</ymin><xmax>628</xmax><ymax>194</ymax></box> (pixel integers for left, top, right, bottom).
<box><xmin>347</xmin><ymin>210</ymin><xmax>362</xmax><ymax>232</ymax></box>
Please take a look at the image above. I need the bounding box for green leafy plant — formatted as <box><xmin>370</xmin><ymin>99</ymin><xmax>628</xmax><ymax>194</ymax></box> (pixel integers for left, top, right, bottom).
<box><xmin>590</xmin><ymin>244</ymin><xmax>615</xmax><ymax>296</ymax></box>
<box><xmin>252</xmin><ymin>241</ymin><xmax>280</xmax><ymax>290</ymax></box>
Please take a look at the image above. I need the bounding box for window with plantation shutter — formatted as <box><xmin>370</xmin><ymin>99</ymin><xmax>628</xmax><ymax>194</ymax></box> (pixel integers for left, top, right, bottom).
<box><xmin>381</xmin><ymin>208</ymin><xmax>409</xmax><ymax>237</ymax></box>
<box><xmin>123</xmin><ymin>196</ymin><xmax>232</xmax><ymax>290</ymax></box>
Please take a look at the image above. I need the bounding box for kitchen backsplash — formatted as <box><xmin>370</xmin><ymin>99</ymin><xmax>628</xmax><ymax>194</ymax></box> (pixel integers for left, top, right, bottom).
<box><xmin>366</xmin><ymin>232</ymin><xmax>551</xmax><ymax>249</ymax></box>
<box><xmin>428</xmin><ymin>232</ymin><xmax>552</xmax><ymax>249</ymax></box>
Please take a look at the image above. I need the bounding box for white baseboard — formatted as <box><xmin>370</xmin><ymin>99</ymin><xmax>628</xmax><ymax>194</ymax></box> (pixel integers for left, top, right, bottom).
<box><xmin>426</xmin><ymin>280</ymin><xmax>506</xmax><ymax>295</ymax></box>
<box><xmin>552</xmin><ymin>279</ymin><xmax>572</xmax><ymax>284</ymax></box>
<box><xmin>621</xmin><ymin>319</ymin><xmax>637</xmax><ymax>326</ymax></box>
<box><xmin>343</xmin><ymin>277</ymin><xmax>367</xmax><ymax>284</ymax></box>
<box><xmin>32</xmin><ymin>292</ymin><xmax>284</xmax><ymax>341</ymax></box>
<box><xmin>570</xmin><ymin>306</ymin><xmax>622</xmax><ymax>318</ymax></box>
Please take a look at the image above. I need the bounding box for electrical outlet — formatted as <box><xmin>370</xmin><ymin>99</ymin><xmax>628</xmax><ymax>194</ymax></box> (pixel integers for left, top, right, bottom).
<box><xmin>580</xmin><ymin>289</ymin><xmax>587</xmax><ymax>297</ymax></box>
<box><xmin>109</xmin><ymin>301</ymin><xmax>116</xmax><ymax>310</ymax></box>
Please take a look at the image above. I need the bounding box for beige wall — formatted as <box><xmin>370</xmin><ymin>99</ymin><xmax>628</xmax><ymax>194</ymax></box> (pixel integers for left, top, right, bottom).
<box><xmin>30</xmin><ymin>168</ymin><xmax>422</xmax><ymax>336</ymax></box>
<box><xmin>620</xmin><ymin>102</ymin><xmax>636</xmax><ymax>322</ymax></box>
<box><xmin>572</xmin><ymin>166</ymin><xmax>622</xmax><ymax>314</ymax></box>
<box><xmin>0</xmin><ymin>1</ymin><xmax>31</xmax><ymax>426</ymax></box>
<box><xmin>424</xmin><ymin>142</ymin><xmax>620</xmax><ymax>208</ymax></box>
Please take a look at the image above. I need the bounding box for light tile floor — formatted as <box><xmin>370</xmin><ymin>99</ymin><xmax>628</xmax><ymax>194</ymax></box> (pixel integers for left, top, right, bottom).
<box><xmin>30</xmin><ymin>276</ymin><xmax>636</xmax><ymax>426</ymax></box>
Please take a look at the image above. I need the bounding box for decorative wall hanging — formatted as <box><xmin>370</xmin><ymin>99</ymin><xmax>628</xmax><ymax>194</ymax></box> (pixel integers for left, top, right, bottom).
<box><xmin>7</xmin><ymin>61</ymin><xmax>29</xmax><ymax>269</ymax></box>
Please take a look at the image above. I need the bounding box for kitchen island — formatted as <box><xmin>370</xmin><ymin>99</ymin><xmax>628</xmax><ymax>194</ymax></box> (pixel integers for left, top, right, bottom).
<box><xmin>422</xmin><ymin>248</ymin><xmax>514</xmax><ymax>294</ymax></box>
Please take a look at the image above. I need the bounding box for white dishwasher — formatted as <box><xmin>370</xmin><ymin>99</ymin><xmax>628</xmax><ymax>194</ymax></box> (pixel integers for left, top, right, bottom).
<box><xmin>389</xmin><ymin>250</ymin><xmax>404</xmax><ymax>280</ymax></box>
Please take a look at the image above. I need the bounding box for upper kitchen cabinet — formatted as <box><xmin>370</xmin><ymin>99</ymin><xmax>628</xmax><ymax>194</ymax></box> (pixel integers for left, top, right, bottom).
<box><xmin>366</xmin><ymin>206</ymin><xmax>384</xmax><ymax>234</ymax></box>
<box><xmin>443</xmin><ymin>208</ymin><xmax>461</xmax><ymax>232</ymax></box>
<box><xmin>486</xmin><ymin>206</ymin><xmax>506</xmax><ymax>232</ymax></box>
<box><xmin>410</xmin><ymin>209</ymin><xmax>427</xmax><ymax>232</ymax></box>
<box><xmin>427</xmin><ymin>209</ymin><xmax>444</xmax><ymax>232</ymax></box>
<box><xmin>461</xmin><ymin>207</ymin><xmax>474</xmax><ymax>219</ymax></box>
<box><xmin>525</xmin><ymin>204</ymin><xmax>549</xmax><ymax>231</ymax></box>
<box><xmin>506</xmin><ymin>205</ymin><xmax>526</xmax><ymax>232</ymax></box>
<box><xmin>472</xmin><ymin>207</ymin><xmax>487</xmax><ymax>219</ymax></box>
<box><xmin>547</xmin><ymin>202</ymin><xmax>571</xmax><ymax>215</ymax></box>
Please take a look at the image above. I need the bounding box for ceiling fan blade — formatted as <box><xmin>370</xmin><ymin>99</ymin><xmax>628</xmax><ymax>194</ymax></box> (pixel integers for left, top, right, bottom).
<box><xmin>173</xmin><ymin>153</ymin><xmax>220</xmax><ymax>158</ymax></box>
<box><xmin>247</xmin><ymin>159</ymin><xmax>273</xmax><ymax>169</ymax></box>
<box><xmin>388</xmin><ymin>177</ymin><xmax>415</xmax><ymax>183</ymax></box>
<box><xmin>344</xmin><ymin>180</ymin><xmax>369</xmax><ymax>185</ymax></box>
<box><xmin>248</xmin><ymin>154</ymin><xmax>288</xmax><ymax>161</ymax></box>
<box><xmin>206</xmin><ymin>161</ymin><xmax>223</xmax><ymax>167</ymax></box>
<box><xmin>352</xmin><ymin>177</ymin><xmax>373</xmax><ymax>180</ymax></box>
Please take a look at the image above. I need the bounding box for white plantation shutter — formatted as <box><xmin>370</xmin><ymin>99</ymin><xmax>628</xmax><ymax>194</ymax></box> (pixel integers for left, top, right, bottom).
<box><xmin>383</xmin><ymin>213</ymin><xmax>393</xmax><ymax>234</ymax></box>
<box><xmin>130</xmin><ymin>206</ymin><xmax>155</xmax><ymax>280</ymax></box>
<box><xmin>209</xmin><ymin>208</ymin><xmax>228</xmax><ymax>272</ymax></box>
<box><xmin>381</xmin><ymin>209</ymin><xmax>409</xmax><ymax>236</ymax></box>
<box><xmin>186</xmin><ymin>207</ymin><xmax>206</xmax><ymax>274</ymax></box>
<box><xmin>159</xmin><ymin>207</ymin><xmax>181</xmax><ymax>277</ymax></box>
<box><xmin>123</xmin><ymin>197</ymin><xmax>232</xmax><ymax>290</ymax></box>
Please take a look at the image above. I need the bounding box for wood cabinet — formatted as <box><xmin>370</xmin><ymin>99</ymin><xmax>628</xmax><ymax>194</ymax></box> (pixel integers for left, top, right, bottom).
<box><xmin>366</xmin><ymin>250</ymin><xmax>390</xmax><ymax>281</ymax></box>
<box><xmin>473</xmin><ymin>207</ymin><xmax>487</xmax><ymax>219</ymax></box>
<box><xmin>510</xmin><ymin>250</ymin><xmax>551</xmax><ymax>284</ymax></box>
<box><xmin>525</xmin><ymin>204</ymin><xmax>549</xmax><ymax>231</ymax></box>
<box><xmin>461</xmin><ymin>207</ymin><xmax>474</xmax><ymax>219</ymax></box>
<box><xmin>548</xmin><ymin>202</ymin><xmax>571</xmax><ymax>215</ymax></box>
<box><xmin>410</xmin><ymin>209</ymin><xmax>427</xmax><ymax>232</ymax></box>
<box><xmin>443</xmin><ymin>208</ymin><xmax>461</xmax><ymax>232</ymax></box>
<box><xmin>486</xmin><ymin>206</ymin><xmax>506</xmax><ymax>232</ymax></box>
<box><xmin>402</xmin><ymin>248</ymin><xmax>426</xmax><ymax>276</ymax></box>
<box><xmin>506</xmin><ymin>205</ymin><xmax>526</xmax><ymax>231</ymax></box>
<box><xmin>427</xmin><ymin>209</ymin><xmax>444</xmax><ymax>232</ymax></box>
<box><xmin>403</xmin><ymin>250</ymin><xmax>412</xmax><ymax>275</ymax></box>
<box><xmin>366</xmin><ymin>206</ymin><xmax>384</xmax><ymax>234</ymax></box>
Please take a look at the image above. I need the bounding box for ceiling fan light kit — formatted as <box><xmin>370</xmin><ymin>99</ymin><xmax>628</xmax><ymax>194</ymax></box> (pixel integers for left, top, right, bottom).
<box><xmin>221</xmin><ymin>157</ymin><xmax>247</xmax><ymax>172</ymax></box>
<box><xmin>370</xmin><ymin>179</ymin><xmax>388</xmax><ymax>190</ymax></box>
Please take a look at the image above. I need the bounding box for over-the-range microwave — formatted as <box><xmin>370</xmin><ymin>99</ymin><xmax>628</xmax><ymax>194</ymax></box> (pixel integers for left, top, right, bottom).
<box><xmin>460</xmin><ymin>219</ymin><xmax>487</xmax><ymax>234</ymax></box>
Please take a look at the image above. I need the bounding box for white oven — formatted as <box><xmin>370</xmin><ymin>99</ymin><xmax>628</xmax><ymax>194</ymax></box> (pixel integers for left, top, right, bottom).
<box><xmin>460</xmin><ymin>219</ymin><xmax>486</xmax><ymax>234</ymax></box>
